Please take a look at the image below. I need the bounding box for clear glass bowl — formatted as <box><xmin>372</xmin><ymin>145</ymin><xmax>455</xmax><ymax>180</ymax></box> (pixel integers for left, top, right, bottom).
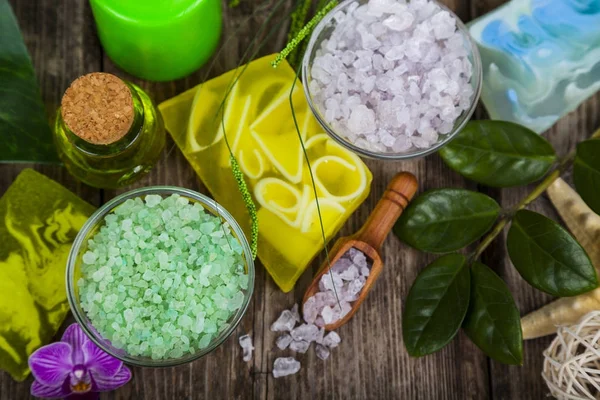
<box><xmin>66</xmin><ymin>186</ymin><xmax>255</xmax><ymax>367</ymax></box>
<box><xmin>302</xmin><ymin>0</ymin><xmax>483</xmax><ymax>160</ymax></box>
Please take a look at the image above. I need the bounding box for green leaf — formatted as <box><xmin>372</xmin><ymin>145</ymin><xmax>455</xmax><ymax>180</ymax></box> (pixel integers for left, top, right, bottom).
<box><xmin>574</xmin><ymin>139</ymin><xmax>600</xmax><ymax>215</ymax></box>
<box><xmin>439</xmin><ymin>121</ymin><xmax>556</xmax><ymax>187</ymax></box>
<box><xmin>463</xmin><ymin>262</ymin><xmax>523</xmax><ymax>365</ymax></box>
<box><xmin>0</xmin><ymin>0</ymin><xmax>59</xmax><ymax>162</ymax></box>
<box><xmin>394</xmin><ymin>189</ymin><xmax>500</xmax><ymax>253</ymax></box>
<box><xmin>507</xmin><ymin>210</ymin><xmax>598</xmax><ymax>296</ymax></box>
<box><xmin>403</xmin><ymin>254</ymin><xmax>471</xmax><ymax>357</ymax></box>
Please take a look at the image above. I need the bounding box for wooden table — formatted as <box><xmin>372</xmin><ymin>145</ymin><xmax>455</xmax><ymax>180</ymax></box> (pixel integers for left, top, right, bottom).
<box><xmin>1</xmin><ymin>0</ymin><xmax>596</xmax><ymax>398</ymax></box>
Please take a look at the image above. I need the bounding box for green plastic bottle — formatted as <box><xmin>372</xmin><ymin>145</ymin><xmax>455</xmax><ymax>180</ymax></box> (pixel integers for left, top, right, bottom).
<box><xmin>89</xmin><ymin>0</ymin><xmax>222</xmax><ymax>81</ymax></box>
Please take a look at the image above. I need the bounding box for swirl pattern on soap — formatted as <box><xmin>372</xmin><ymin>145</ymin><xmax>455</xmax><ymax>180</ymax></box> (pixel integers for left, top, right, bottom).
<box><xmin>469</xmin><ymin>0</ymin><xmax>600</xmax><ymax>133</ymax></box>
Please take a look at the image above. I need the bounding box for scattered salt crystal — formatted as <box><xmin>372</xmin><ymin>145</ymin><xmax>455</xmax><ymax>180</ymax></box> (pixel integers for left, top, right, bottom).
<box><xmin>290</xmin><ymin>304</ymin><xmax>301</xmax><ymax>323</ymax></box>
<box><xmin>276</xmin><ymin>334</ymin><xmax>293</xmax><ymax>350</ymax></box>
<box><xmin>322</xmin><ymin>332</ymin><xmax>342</xmax><ymax>348</ymax></box>
<box><xmin>315</xmin><ymin>344</ymin><xmax>331</xmax><ymax>360</ymax></box>
<box><xmin>271</xmin><ymin>309</ymin><xmax>299</xmax><ymax>332</ymax></box>
<box><xmin>273</xmin><ymin>357</ymin><xmax>301</xmax><ymax>378</ymax></box>
<box><xmin>290</xmin><ymin>340</ymin><xmax>311</xmax><ymax>353</ymax></box>
<box><xmin>315</xmin><ymin>328</ymin><xmax>326</xmax><ymax>344</ymax></box>
<box><xmin>239</xmin><ymin>334</ymin><xmax>254</xmax><ymax>362</ymax></box>
<box><xmin>291</xmin><ymin>324</ymin><xmax>320</xmax><ymax>342</ymax></box>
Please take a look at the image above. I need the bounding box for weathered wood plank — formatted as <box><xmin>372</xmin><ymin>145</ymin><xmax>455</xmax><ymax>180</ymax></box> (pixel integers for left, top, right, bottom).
<box><xmin>12</xmin><ymin>0</ymin><xmax>598</xmax><ymax>398</ymax></box>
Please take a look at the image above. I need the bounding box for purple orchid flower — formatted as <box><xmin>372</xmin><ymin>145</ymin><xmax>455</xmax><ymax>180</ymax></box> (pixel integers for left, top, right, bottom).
<box><xmin>28</xmin><ymin>323</ymin><xmax>131</xmax><ymax>400</ymax></box>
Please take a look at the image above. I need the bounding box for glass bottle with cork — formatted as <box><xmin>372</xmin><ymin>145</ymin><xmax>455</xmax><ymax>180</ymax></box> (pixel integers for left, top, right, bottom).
<box><xmin>54</xmin><ymin>72</ymin><xmax>165</xmax><ymax>189</ymax></box>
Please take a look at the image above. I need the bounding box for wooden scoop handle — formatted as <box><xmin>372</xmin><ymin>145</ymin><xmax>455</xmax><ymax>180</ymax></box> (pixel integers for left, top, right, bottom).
<box><xmin>355</xmin><ymin>172</ymin><xmax>418</xmax><ymax>251</ymax></box>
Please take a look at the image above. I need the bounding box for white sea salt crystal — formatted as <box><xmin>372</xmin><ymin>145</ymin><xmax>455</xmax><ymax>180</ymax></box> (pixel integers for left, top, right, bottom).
<box><xmin>383</xmin><ymin>12</ymin><xmax>415</xmax><ymax>31</ymax></box>
<box><xmin>412</xmin><ymin>136</ymin><xmax>431</xmax><ymax>148</ymax></box>
<box><xmin>319</xmin><ymin>272</ymin><xmax>344</xmax><ymax>292</ymax></box>
<box><xmin>273</xmin><ymin>357</ymin><xmax>301</xmax><ymax>378</ymax></box>
<box><xmin>315</xmin><ymin>317</ymin><xmax>326</xmax><ymax>328</ymax></box>
<box><xmin>315</xmin><ymin>328</ymin><xmax>326</xmax><ymax>344</ymax></box>
<box><xmin>322</xmin><ymin>332</ymin><xmax>342</xmax><ymax>348</ymax></box>
<box><xmin>361</xmin><ymin>266</ymin><xmax>370</xmax><ymax>277</ymax></box>
<box><xmin>290</xmin><ymin>304</ymin><xmax>301</xmax><ymax>323</ymax></box>
<box><xmin>303</xmin><ymin>296</ymin><xmax>318</xmax><ymax>324</ymax></box>
<box><xmin>321</xmin><ymin>305</ymin><xmax>340</xmax><ymax>325</ymax></box>
<box><xmin>239</xmin><ymin>334</ymin><xmax>254</xmax><ymax>362</ymax></box>
<box><xmin>290</xmin><ymin>340</ymin><xmax>311</xmax><ymax>353</ymax></box>
<box><xmin>339</xmin><ymin>265</ymin><xmax>359</xmax><ymax>281</ymax></box>
<box><xmin>271</xmin><ymin>309</ymin><xmax>298</xmax><ymax>332</ymax></box>
<box><xmin>315</xmin><ymin>344</ymin><xmax>331</xmax><ymax>360</ymax></box>
<box><xmin>384</xmin><ymin>45</ymin><xmax>404</xmax><ymax>61</ymax></box>
<box><xmin>276</xmin><ymin>334</ymin><xmax>293</xmax><ymax>350</ymax></box>
<box><xmin>362</xmin><ymin>76</ymin><xmax>377</xmax><ymax>93</ymax></box>
<box><xmin>392</xmin><ymin>136</ymin><xmax>412</xmax><ymax>152</ymax></box>
<box><xmin>346</xmin><ymin>277</ymin><xmax>366</xmax><ymax>299</ymax></box>
<box><xmin>352</xmin><ymin>251</ymin><xmax>367</xmax><ymax>269</ymax></box>
<box><xmin>315</xmin><ymin>291</ymin><xmax>337</xmax><ymax>307</ymax></box>
<box><xmin>291</xmin><ymin>324</ymin><xmax>320</xmax><ymax>342</ymax></box>
<box><xmin>347</xmin><ymin>105</ymin><xmax>377</xmax><ymax>135</ymax></box>
<box><xmin>431</xmin><ymin>11</ymin><xmax>455</xmax><ymax>39</ymax></box>
<box><xmin>331</xmin><ymin>257</ymin><xmax>353</xmax><ymax>273</ymax></box>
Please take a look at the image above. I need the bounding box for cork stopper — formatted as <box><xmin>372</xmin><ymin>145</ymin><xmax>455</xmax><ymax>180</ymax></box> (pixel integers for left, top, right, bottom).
<box><xmin>61</xmin><ymin>73</ymin><xmax>134</xmax><ymax>145</ymax></box>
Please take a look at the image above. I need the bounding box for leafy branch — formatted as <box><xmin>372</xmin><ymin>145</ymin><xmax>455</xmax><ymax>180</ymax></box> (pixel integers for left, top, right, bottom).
<box><xmin>395</xmin><ymin>121</ymin><xmax>600</xmax><ymax>365</ymax></box>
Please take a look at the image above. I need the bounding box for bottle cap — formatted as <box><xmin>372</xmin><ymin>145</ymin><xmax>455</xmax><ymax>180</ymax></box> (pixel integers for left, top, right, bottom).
<box><xmin>61</xmin><ymin>72</ymin><xmax>134</xmax><ymax>145</ymax></box>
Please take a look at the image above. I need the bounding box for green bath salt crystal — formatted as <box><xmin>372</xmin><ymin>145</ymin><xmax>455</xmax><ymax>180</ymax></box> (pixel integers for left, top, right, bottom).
<box><xmin>78</xmin><ymin>194</ymin><xmax>249</xmax><ymax>359</ymax></box>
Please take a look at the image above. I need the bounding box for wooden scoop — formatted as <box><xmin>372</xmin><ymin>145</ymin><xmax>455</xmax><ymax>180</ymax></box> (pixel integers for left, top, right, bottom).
<box><xmin>303</xmin><ymin>172</ymin><xmax>418</xmax><ymax>331</ymax></box>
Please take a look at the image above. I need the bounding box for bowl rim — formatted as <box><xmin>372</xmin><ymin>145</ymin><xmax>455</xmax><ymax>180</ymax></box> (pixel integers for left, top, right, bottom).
<box><xmin>301</xmin><ymin>0</ymin><xmax>483</xmax><ymax>161</ymax></box>
<box><xmin>66</xmin><ymin>186</ymin><xmax>255</xmax><ymax>368</ymax></box>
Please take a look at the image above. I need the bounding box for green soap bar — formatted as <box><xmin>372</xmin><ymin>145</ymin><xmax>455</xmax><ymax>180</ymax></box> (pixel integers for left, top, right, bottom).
<box><xmin>0</xmin><ymin>169</ymin><xmax>95</xmax><ymax>381</ymax></box>
<box><xmin>89</xmin><ymin>0</ymin><xmax>222</xmax><ymax>81</ymax></box>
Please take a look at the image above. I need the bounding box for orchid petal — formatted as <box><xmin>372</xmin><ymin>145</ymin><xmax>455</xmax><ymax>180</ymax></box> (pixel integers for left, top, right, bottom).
<box><xmin>92</xmin><ymin>364</ymin><xmax>132</xmax><ymax>392</ymax></box>
<box><xmin>31</xmin><ymin>380</ymin><xmax>70</xmax><ymax>399</ymax></box>
<box><xmin>29</xmin><ymin>342</ymin><xmax>73</xmax><ymax>387</ymax></box>
<box><xmin>82</xmin><ymin>340</ymin><xmax>122</xmax><ymax>378</ymax></box>
<box><xmin>62</xmin><ymin>324</ymin><xmax>90</xmax><ymax>365</ymax></box>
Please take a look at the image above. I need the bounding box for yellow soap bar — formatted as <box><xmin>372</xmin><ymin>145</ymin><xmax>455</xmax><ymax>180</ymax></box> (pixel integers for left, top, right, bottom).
<box><xmin>159</xmin><ymin>55</ymin><xmax>372</xmax><ymax>292</ymax></box>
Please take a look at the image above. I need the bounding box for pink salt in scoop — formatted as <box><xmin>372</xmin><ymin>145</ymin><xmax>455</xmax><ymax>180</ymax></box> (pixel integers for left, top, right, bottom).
<box><xmin>303</xmin><ymin>172</ymin><xmax>418</xmax><ymax>330</ymax></box>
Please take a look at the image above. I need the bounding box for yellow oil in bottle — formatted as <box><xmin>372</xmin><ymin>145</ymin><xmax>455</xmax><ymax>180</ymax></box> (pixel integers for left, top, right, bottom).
<box><xmin>54</xmin><ymin>74</ymin><xmax>165</xmax><ymax>189</ymax></box>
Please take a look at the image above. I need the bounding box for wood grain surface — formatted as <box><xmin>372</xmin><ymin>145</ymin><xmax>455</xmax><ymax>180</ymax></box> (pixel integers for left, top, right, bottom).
<box><xmin>1</xmin><ymin>0</ymin><xmax>597</xmax><ymax>398</ymax></box>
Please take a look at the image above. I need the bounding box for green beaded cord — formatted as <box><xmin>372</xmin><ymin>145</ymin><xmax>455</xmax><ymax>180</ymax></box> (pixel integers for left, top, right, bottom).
<box><xmin>230</xmin><ymin>155</ymin><xmax>259</xmax><ymax>259</ymax></box>
<box><xmin>272</xmin><ymin>0</ymin><xmax>338</xmax><ymax>68</ymax></box>
<box><xmin>286</xmin><ymin>0</ymin><xmax>312</xmax><ymax>66</ymax></box>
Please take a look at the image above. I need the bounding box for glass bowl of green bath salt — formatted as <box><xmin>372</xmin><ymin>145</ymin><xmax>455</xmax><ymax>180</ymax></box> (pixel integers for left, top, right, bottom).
<box><xmin>66</xmin><ymin>187</ymin><xmax>254</xmax><ymax>367</ymax></box>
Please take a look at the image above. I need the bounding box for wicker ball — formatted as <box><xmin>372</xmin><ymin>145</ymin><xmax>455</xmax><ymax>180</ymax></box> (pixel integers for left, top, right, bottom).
<box><xmin>543</xmin><ymin>311</ymin><xmax>600</xmax><ymax>399</ymax></box>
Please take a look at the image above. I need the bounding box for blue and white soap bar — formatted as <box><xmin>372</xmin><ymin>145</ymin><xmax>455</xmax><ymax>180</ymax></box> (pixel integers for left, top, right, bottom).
<box><xmin>468</xmin><ymin>0</ymin><xmax>600</xmax><ymax>133</ymax></box>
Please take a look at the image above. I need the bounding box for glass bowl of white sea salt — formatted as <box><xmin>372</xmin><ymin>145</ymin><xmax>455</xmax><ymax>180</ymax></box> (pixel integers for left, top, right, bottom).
<box><xmin>302</xmin><ymin>0</ymin><xmax>482</xmax><ymax>160</ymax></box>
<box><xmin>66</xmin><ymin>187</ymin><xmax>255</xmax><ymax>367</ymax></box>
